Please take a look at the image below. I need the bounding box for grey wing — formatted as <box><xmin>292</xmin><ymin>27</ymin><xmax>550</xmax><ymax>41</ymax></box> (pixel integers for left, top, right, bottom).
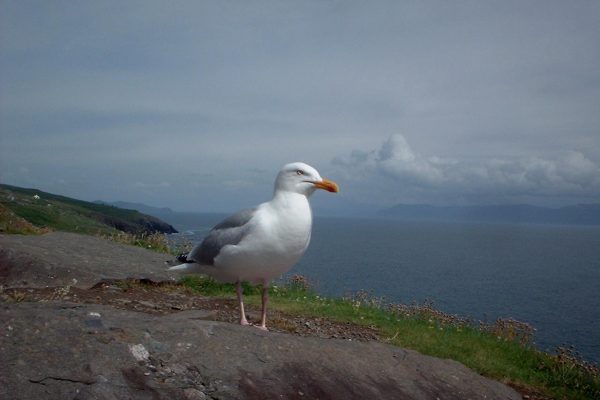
<box><xmin>187</xmin><ymin>208</ymin><xmax>256</xmax><ymax>265</ymax></box>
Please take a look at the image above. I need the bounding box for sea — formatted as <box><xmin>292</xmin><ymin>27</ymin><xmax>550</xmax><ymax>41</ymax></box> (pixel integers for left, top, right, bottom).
<box><xmin>168</xmin><ymin>214</ymin><xmax>600</xmax><ymax>364</ymax></box>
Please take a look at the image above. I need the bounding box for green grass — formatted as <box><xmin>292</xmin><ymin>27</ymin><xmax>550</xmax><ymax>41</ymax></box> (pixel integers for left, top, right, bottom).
<box><xmin>179</xmin><ymin>275</ymin><xmax>260</xmax><ymax>296</ymax></box>
<box><xmin>181</xmin><ymin>275</ymin><xmax>600</xmax><ymax>400</ymax></box>
<box><xmin>0</xmin><ymin>204</ymin><xmax>48</xmax><ymax>234</ymax></box>
<box><xmin>6</xmin><ymin>201</ymin><xmax>119</xmax><ymax>234</ymax></box>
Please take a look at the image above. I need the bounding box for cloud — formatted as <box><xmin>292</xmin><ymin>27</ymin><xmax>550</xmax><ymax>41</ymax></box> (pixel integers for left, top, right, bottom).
<box><xmin>333</xmin><ymin>134</ymin><xmax>600</xmax><ymax>206</ymax></box>
<box><xmin>377</xmin><ymin>135</ymin><xmax>443</xmax><ymax>184</ymax></box>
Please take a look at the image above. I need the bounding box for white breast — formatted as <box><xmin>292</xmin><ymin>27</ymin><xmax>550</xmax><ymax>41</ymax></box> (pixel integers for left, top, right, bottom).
<box><xmin>213</xmin><ymin>192</ymin><xmax>313</xmax><ymax>284</ymax></box>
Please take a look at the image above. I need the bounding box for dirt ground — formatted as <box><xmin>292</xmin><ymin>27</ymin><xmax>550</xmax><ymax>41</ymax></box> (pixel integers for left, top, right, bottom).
<box><xmin>1</xmin><ymin>279</ymin><xmax>380</xmax><ymax>342</ymax></box>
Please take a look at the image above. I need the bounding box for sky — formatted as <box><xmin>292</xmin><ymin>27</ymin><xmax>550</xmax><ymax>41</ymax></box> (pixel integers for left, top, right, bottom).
<box><xmin>1</xmin><ymin>1</ymin><xmax>599</xmax><ymax>214</ymax></box>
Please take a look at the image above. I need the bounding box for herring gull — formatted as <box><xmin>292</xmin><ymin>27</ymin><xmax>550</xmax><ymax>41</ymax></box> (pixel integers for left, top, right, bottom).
<box><xmin>169</xmin><ymin>162</ymin><xmax>339</xmax><ymax>330</ymax></box>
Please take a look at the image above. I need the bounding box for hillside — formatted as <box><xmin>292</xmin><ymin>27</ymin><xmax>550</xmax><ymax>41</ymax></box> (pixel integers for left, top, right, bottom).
<box><xmin>0</xmin><ymin>184</ymin><xmax>177</xmax><ymax>235</ymax></box>
<box><xmin>96</xmin><ymin>200</ymin><xmax>228</xmax><ymax>231</ymax></box>
<box><xmin>379</xmin><ymin>203</ymin><xmax>600</xmax><ymax>225</ymax></box>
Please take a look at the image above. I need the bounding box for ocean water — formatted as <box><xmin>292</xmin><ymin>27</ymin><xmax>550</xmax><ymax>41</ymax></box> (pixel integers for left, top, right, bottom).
<box><xmin>170</xmin><ymin>215</ymin><xmax>600</xmax><ymax>364</ymax></box>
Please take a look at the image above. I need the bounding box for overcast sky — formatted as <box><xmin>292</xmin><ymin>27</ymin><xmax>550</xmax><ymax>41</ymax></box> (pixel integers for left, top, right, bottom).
<box><xmin>1</xmin><ymin>1</ymin><xmax>599</xmax><ymax>213</ymax></box>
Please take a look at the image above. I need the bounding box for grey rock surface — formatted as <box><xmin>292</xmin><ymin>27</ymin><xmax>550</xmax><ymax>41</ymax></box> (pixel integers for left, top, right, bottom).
<box><xmin>0</xmin><ymin>232</ymin><xmax>522</xmax><ymax>399</ymax></box>
<box><xmin>0</xmin><ymin>232</ymin><xmax>178</xmax><ymax>288</ymax></box>
<box><xmin>1</xmin><ymin>302</ymin><xmax>521</xmax><ymax>400</ymax></box>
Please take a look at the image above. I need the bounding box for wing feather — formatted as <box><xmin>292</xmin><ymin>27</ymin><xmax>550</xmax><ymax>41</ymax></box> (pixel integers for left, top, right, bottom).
<box><xmin>187</xmin><ymin>208</ymin><xmax>256</xmax><ymax>265</ymax></box>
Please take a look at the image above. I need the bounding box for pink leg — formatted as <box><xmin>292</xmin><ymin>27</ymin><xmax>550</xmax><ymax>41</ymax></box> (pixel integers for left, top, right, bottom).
<box><xmin>236</xmin><ymin>281</ymin><xmax>250</xmax><ymax>326</ymax></box>
<box><xmin>256</xmin><ymin>286</ymin><xmax>269</xmax><ymax>331</ymax></box>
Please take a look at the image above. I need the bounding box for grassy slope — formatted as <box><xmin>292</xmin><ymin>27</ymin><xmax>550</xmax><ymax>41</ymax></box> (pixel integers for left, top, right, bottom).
<box><xmin>0</xmin><ymin>184</ymin><xmax>176</xmax><ymax>235</ymax></box>
<box><xmin>0</xmin><ymin>204</ymin><xmax>48</xmax><ymax>234</ymax></box>
<box><xmin>180</xmin><ymin>275</ymin><xmax>600</xmax><ymax>400</ymax></box>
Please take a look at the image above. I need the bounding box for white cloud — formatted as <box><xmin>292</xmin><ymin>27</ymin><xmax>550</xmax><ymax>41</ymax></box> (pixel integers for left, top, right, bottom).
<box><xmin>333</xmin><ymin>134</ymin><xmax>600</xmax><ymax>206</ymax></box>
<box><xmin>377</xmin><ymin>135</ymin><xmax>443</xmax><ymax>184</ymax></box>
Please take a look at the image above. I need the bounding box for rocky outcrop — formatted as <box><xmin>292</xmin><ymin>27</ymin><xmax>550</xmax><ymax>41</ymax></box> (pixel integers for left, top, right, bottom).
<box><xmin>0</xmin><ymin>232</ymin><xmax>178</xmax><ymax>289</ymax></box>
<box><xmin>1</xmin><ymin>302</ymin><xmax>520</xmax><ymax>400</ymax></box>
<box><xmin>0</xmin><ymin>232</ymin><xmax>521</xmax><ymax>400</ymax></box>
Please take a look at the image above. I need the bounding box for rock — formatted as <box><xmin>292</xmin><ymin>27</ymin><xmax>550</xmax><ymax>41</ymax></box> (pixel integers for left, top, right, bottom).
<box><xmin>1</xmin><ymin>302</ymin><xmax>521</xmax><ymax>400</ymax></box>
<box><xmin>0</xmin><ymin>231</ymin><xmax>522</xmax><ymax>399</ymax></box>
<box><xmin>183</xmin><ymin>387</ymin><xmax>208</xmax><ymax>400</ymax></box>
<box><xmin>0</xmin><ymin>232</ymin><xmax>178</xmax><ymax>288</ymax></box>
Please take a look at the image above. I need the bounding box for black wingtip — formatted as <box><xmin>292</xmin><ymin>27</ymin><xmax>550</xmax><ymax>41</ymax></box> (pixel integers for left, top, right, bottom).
<box><xmin>176</xmin><ymin>253</ymin><xmax>194</xmax><ymax>263</ymax></box>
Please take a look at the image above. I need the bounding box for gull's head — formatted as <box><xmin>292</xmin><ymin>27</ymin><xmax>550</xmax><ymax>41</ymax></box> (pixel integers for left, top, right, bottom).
<box><xmin>274</xmin><ymin>162</ymin><xmax>340</xmax><ymax>197</ymax></box>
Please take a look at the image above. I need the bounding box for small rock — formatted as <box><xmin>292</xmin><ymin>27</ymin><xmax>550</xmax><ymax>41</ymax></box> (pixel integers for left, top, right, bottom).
<box><xmin>169</xmin><ymin>363</ymin><xmax>187</xmax><ymax>374</ymax></box>
<box><xmin>129</xmin><ymin>344</ymin><xmax>150</xmax><ymax>362</ymax></box>
<box><xmin>138</xmin><ymin>300</ymin><xmax>157</xmax><ymax>308</ymax></box>
<box><xmin>183</xmin><ymin>387</ymin><xmax>207</xmax><ymax>400</ymax></box>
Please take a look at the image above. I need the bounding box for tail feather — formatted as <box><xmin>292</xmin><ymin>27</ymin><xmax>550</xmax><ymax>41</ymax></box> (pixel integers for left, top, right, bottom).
<box><xmin>168</xmin><ymin>263</ymin><xmax>192</xmax><ymax>271</ymax></box>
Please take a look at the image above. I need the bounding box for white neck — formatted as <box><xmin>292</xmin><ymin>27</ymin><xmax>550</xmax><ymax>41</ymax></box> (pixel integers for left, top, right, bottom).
<box><xmin>272</xmin><ymin>190</ymin><xmax>310</xmax><ymax>208</ymax></box>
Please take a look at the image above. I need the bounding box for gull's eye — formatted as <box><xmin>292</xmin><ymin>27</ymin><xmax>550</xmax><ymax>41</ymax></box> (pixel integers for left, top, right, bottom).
<box><xmin>295</xmin><ymin>170</ymin><xmax>304</xmax><ymax>176</ymax></box>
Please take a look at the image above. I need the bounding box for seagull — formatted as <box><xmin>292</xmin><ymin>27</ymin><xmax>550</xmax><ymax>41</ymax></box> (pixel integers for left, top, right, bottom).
<box><xmin>169</xmin><ymin>162</ymin><xmax>339</xmax><ymax>330</ymax></box>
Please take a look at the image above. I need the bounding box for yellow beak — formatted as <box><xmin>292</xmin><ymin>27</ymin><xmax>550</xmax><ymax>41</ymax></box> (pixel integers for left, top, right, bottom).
<box><xmin>312</xmin><ymin>178</ymin><xmax>340</xmax><ymax>193</ymax></box>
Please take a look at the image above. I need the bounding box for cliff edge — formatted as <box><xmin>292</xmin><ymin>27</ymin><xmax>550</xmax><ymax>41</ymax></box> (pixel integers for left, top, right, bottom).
<box><xmin>0</xmin><ymin>232</ymin><xmax>520</xmax><ymax>399</ymax></box>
